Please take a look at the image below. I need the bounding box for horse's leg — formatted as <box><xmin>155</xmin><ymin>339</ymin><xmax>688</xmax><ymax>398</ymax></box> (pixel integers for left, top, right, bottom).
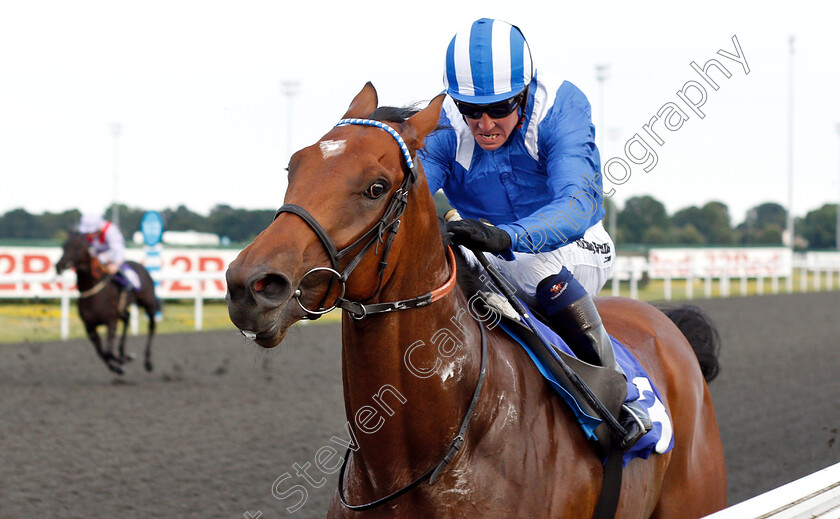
<box><xmin>142</xmin><ymin>300</ymin><xmax>155</xmax><ymax>372</ymax></box>
<box><xmin>116</xmin><ymin>311</ymin><xmax>133</xmax><ymax>364</ymax></box>
<box><xmin>87</xmin><ymin>323</ymin><xmax>123</xmax><ymax>375</ymax></box>
<box><xmin>105</xmin><ymin>320</ymin><xmax>121</xmax><ymax>364</ymax></box>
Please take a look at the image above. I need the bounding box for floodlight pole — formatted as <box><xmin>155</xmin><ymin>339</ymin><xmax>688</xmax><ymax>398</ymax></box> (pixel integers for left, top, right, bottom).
<box><xmin>595</xmin><ymin>64</ymin><xmax>614</xmax><ymax>239</ymax></box>
<box><xmin>281</xmin><ymin>81</ymin><xmax>300</xmax><ymax>166</ymax></box>
<box><xmin>836</xmin><ymin>123</ymin><xmax>840</xmax><ymax>251</ymax></box>
<box><xmin>110</xmin><ymin>122</ymin><xmax>122</xmax><ymax>228</ymax></box>
<box><xmin>786</xmin><ymin>37</ymin><xmax>794</xmax><ymax>250</ymax></box>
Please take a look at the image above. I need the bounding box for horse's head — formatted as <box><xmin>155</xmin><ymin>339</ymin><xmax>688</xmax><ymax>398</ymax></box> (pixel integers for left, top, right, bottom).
<box><xmin>226</xmin><ymin>83</ymin><xmax>444</xmax><ymax>348</ymax></box>
<box><xmin>56</xmin><ymin>232</ymin><xmax>92</xmax><ymax>274</ymax></box>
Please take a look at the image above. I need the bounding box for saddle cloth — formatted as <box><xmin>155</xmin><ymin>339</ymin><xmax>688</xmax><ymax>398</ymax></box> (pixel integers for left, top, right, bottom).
<box><xmin>496</xmin><ymin>298</ymin><xmax>674</xmax><ymax>465</ymax></box>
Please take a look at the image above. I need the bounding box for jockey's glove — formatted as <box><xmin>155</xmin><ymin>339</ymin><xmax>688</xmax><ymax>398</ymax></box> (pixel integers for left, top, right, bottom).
<box><xmin>446</xmin><ymin>218</ymin><xmax>512</xmax><ymax>254</ymax></box>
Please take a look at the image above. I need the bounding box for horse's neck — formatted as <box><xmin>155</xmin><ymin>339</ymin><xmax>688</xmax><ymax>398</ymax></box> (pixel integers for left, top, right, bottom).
<box><xmin>340</xmin><ymin>249</ymin><xmax>482</xmax><ymax>493</ymax></box>
<box><xmin>76</xmin><ymin>257</ymin><xmax>105</xmax><ymax>291</ymax></box>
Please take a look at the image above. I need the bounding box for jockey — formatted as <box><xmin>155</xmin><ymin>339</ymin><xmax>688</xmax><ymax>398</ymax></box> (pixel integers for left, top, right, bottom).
<box><xmin>78</xmin><ymin>213</ymin><xmax>141</xmax><ymax>292</ymax></box>
<box><xmin>418</xmin><ymin>18</ymin><xmax>652</xmax><ymax>449</ymax></box>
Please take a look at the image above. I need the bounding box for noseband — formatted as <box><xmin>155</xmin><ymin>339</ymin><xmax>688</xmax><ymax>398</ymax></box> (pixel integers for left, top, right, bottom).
<box><xmin>274</xmin><ymin>118</ymin><xmax>456</xmax><ymax>320</ymax></box>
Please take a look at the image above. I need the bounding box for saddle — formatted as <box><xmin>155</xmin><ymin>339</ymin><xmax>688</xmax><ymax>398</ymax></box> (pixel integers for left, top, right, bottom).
<box><xmin>483</xmin><ymin>292</ymin><xmax>674</xmax><ymax>465</ymax></box>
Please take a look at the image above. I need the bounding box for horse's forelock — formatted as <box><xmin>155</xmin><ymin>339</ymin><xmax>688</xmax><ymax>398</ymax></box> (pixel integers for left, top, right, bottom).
<box><xmin>369</xmin><ymin>105</ymin><xmax>422</xmax><ymax>124</ymax></box>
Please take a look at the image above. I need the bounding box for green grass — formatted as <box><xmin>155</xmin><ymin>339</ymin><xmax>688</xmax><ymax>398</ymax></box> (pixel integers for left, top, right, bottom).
<box><xmin>597</xmin><ymin>270</ymin><xmax>840</xmax><ymax>301</ymax></box>
<box><xmin>0</xmin><ymin>300</ymin><xmax>341</xmax><ymax>344</ymax></box>
<box><xmin>2</xmin><ymin>270</ymin><xmax>836</xmax><ymax>344</ymax></box>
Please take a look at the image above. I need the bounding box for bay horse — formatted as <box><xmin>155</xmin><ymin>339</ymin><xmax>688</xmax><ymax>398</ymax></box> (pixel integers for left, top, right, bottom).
<box><xmin>56</xmin><ymin>232</ymin><xmax>158</xmax><ymax>375</ymax></box>
<box><xmin>226</xmin><ymin>83</ymin><xmax>727</xmax><ymax>518</ymax></box>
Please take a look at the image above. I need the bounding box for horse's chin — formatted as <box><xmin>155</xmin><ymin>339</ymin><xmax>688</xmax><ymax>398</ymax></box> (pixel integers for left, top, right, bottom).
<box><xmin>230</xmin><ymin>304</ymin><xmax>299</xmax><ymax>349</ymax></box>
<box><xmin>251</xmin><ymin>321</ymin><xmax>293</xmax><ymax>349</ymax></box>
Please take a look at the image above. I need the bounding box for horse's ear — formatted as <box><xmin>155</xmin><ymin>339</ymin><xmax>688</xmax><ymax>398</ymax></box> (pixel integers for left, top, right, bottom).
<box><xmin>342</xmin><ymin>82</ymin><xmax>379</xmax><ymax>119</ymax></box>
<box><xmin>401</xmin><ymin>94</ymin><xmax>445</xmax><ymax>153</ymax></box>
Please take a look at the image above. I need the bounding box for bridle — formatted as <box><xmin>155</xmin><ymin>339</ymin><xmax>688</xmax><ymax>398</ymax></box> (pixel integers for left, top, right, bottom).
<box><xmin>274</xmin><ymin>118</ymin><xmax>457</xmax><ymax>320</ymax></box>
<box><xmin>59</xmin><ymin>238</ymin><xmax>112</xmax><ymax>298</ymax></box>
<box><xmin>274</xmin><ymin>117</ymin><xmax>487</xmax><ymax>512</ymax></box>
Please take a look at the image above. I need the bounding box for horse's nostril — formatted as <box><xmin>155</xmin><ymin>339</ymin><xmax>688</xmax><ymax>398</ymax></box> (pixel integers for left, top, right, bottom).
<box><xmin>251</xmin><ymin>273</ymin><xmax>291</xmax><ymax>305</ymax></box>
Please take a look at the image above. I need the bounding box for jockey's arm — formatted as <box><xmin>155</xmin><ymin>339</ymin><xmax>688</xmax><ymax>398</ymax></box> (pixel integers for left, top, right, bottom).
<box><xmin>496</xmin><ymin>102</ymin><xmax>605</xmax><ymax>253</ymax></box>
<box><xmin>101</xmin><ymin>225</ymin><xmax>127</xmax><ymax>271</ymax></box>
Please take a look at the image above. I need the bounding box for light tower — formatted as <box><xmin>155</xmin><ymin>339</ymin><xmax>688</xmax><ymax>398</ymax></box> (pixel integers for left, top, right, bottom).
<box><xmin>110</xmin><ymin>122</ymin><xmax>122</xmax><ymax>228</ymax></box>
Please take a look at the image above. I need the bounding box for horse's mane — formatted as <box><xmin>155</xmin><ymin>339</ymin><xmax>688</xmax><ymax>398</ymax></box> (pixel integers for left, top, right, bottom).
<box><xmin>369</xmin><ymin>105</ymin><xmax>421</xmax><ymax>123</ymax></box>
<box><xmin>369</xmin><ymin>104</ymin><xmax>450</xmax><ymax>132</ymax></box>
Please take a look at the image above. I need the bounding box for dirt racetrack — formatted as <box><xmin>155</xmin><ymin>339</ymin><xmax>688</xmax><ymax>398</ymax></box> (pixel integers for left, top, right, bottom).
<box><xmin>2</xmin><ymin>291</ymin><xmax>839</xmax><ymax>518</ymax></box>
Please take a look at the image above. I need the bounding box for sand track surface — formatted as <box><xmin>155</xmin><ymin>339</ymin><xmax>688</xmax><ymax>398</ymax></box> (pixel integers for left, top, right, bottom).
<box><xmin>2</xmin><ymin>292</ymin><xmax>839</xmax><ymax>518</ymax></box>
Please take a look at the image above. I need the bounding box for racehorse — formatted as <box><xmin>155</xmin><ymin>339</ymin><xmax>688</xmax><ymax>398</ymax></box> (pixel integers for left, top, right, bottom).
<box><xmin>226</xmin><ymin>83</ymin><xmax>727</xmax><ymax>518</ymax></box>
<box><xmin>56</xmin><ymin>232</ymin><xmax>158</xmax><ymax>375</ymax></box>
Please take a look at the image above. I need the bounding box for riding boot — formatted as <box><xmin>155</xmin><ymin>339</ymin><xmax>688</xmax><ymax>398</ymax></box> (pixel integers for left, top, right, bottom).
<box><xmin>536</xmin><ymin>268</ymin><xmax>652</xmax><ymax>451</ymax></box>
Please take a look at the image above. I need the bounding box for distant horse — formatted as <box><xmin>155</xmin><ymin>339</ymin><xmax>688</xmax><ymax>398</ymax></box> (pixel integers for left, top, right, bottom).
<box><xmin>226</xmin><ymin>84</ymin><xmax>727</xmax><ymax>518</ymax></box>
<box><xmin>56</xmin><ymin>232</ymin><xmax>158</xmax><ymax>375</ymax></box>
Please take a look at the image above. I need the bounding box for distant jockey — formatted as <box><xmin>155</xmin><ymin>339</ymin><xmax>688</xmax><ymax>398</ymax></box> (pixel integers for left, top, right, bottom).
<box><xmin>78</xmin><ymin>213</ymin><xmax>141</xmax><ymax>292</ymax></box>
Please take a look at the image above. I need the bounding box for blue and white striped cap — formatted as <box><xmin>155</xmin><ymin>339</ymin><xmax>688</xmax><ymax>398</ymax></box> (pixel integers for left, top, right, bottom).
<box><xmin>444</xmin><ymin>18</ymin><xmax>533</xmax><ymax>104</ymax></box>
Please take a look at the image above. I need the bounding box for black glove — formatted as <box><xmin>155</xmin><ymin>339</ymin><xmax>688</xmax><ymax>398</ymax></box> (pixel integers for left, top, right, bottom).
<box><xmin>446</xmin><ymin>218</ymin><xmax>512</xmax><ymax>253</ymax></box>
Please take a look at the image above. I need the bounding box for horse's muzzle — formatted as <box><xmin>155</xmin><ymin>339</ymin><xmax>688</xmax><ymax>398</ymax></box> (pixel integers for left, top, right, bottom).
<box><xmin>226</xmin><ymin>262</ymin><xmax>295</xmax><ymax>345</ymax></box>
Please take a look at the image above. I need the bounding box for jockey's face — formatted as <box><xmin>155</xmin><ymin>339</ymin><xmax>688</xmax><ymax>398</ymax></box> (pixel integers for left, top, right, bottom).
<box><xmin>464</xmin><ymin>109</ymin><xmax>520</xmax><ymax>151</ymax></box>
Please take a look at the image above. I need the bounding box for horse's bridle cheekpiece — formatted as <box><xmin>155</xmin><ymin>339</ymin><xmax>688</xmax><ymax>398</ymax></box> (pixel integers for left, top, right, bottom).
<box><xmin>274</xmin><ymin>118</ymin><xmax>454</xmax><ymax>320</ymax></box>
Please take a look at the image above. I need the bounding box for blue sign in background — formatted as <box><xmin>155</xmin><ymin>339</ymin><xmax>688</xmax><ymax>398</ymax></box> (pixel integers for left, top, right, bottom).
<box><xmin>140</xmin><ymin>211</ymin><xmax>164</xmax><ymax>247</ymax></box>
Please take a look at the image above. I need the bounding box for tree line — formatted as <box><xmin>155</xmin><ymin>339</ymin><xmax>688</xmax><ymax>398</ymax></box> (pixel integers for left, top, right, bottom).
<box><xmin>605</xmin><ymin>197</ymin><xmax>838</xmax><ymax>249</ymax></box>
<box><xmin>1</xmin><ymin>196</ymin><xmax>838</xmax><ymax>249</ymax></box>
<box><xmin>0</xmin><ymin>205</ymin><xmax>274</xmax><ymax>245</ymax></box>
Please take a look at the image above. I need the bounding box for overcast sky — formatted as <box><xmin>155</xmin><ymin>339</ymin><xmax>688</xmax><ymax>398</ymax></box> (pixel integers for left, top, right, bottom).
<box><xmin>2</xmin><ymin>0</ymin><xmax>839</xmax><ymax>224</ymax></box>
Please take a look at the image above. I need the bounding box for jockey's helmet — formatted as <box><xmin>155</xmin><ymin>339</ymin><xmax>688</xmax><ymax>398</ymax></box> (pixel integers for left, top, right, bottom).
<box><xmin>443</xmin><ymin>18</ymin><xmax>533</xmax><ymax>105</ymax></box>
<box><xmin>79</xmin><ymin>213</ymin><xmax>105</xmax><ymax>234</ymax></box>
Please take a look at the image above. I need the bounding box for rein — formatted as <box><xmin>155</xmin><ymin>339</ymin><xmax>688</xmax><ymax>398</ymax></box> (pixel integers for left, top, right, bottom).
<box><xmin>278</xmin><ymin>118</ymin><xmax>486</xmax><ymax>511</ymax></box>
<box><xmin>78</xmin><ymin>276</ymin><xmax>113</xmax><ymax>298</ymax></box>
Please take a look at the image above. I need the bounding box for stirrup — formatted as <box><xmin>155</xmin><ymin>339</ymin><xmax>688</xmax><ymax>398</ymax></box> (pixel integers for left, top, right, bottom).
<box><xmin>619</xmin><ymin>401</ymin><xmax>653</xmax><ymax>451</ymax></box>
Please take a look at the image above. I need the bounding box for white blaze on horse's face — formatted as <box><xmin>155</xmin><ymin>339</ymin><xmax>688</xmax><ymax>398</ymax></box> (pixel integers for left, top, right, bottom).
<box><xmin>319</xmin><ymin>139</ymin><xmax>346</xmax><ymax>159</ymax></box>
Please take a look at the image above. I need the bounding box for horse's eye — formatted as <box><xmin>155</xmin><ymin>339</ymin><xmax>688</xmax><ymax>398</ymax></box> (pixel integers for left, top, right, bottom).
<box><xmin>365</xmin><ymin>182</ymin><xmax>388</xmax><ymax>199</ymax></box>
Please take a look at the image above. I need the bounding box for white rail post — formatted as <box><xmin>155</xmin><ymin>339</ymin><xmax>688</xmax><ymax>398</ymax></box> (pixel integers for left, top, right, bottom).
<box><xmin>611</xmin><ymin>271</ymin><xmax>619</xmax><ymax>296</ymax></box>
<box><xmin>686</xmin><ymin>272</ymin><xmax>694</xmax><ymax>300</ymax></box>
<box><xmin>705</xmin><ymin>272</ymin><xmax>712</xmax><ymax>298</ymax></box>
<box><xmin>194</xmin><ymin>276</ymin><xmax>204</xmax><ymax>331</ymax></box>
<box><xmin>740</xmin><ymin>270</ymin><xmax>747</xmax><ymax>296</ymax></box>
<box><xmin>630</xmin><ymin>268</ymin><xmax>639</xmax><ymax>300</ymax></box>
<box><xmin>757</xmin><ymin>274</ymin><xmax>764</xmax><ymax>295</ymax></box>
<box><xmin>771</xmin><ymin>275</ymin><xmax>779</xmax><ymax>294</ymax></box>
<box><xmin>721</xmin><ymin>270</ymin><xmax>730</xmax><ymax>298</ymax></box>
<box><xmin>130</xmin><ymin>305</ymin><xmax>139</xmax><ymax>335</ymax></box>
<box><xmin>801</xmin><ymin>266</ymin><xmax>808</xmax><ymax>292</ymax></box>
<box><xmin>60</xmin><ymin>273</ymin><xmax>71</xmax><ymax>341</ymax></box>
<box><xmin>664</xmin><ymin>275</ymin><xmax>672</xmax><ymax>301</ymax></box>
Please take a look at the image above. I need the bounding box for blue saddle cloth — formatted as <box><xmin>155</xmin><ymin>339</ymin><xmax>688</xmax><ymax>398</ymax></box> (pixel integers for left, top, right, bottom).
<box><xmin>498</xmin><ymin>302</ymin><xmax>675</xmax><ymax>466</ymax></box>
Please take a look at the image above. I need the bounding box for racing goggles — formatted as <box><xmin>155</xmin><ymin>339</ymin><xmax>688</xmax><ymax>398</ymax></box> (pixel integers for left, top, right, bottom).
<box><xmin>454</xmin><ymin>93</ymin><xmax>524</xmax><ymax>120</ymax></box>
